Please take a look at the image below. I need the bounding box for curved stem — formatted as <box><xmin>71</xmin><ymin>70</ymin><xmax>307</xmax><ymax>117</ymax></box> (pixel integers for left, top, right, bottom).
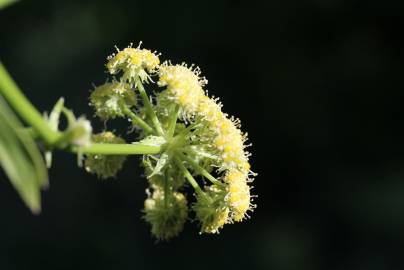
<box><xmin>0</xmin><ymin>62</ymin><xmax>61</xmax><ymax>145</ymax></box>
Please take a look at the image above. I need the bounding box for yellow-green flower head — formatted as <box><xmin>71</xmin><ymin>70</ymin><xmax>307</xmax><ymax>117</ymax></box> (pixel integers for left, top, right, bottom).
<box><xmin>85</xmin><ymin>44</ymin><xmax>257</xmax><ymax>238</ymax></box>
<box><xmin>143</xmin><ymin>189</ymin><xmax>188</xmax><ymax>240</ymax></box>
<box><xmin>84</xmin><ymin>132</ymin><xmax>127</xmax><ymax>179</ymax></box>
<box><xmin>193</xmin><ymin>185</ymin><xmax>229</xmax><ymax>234</ymax></box>
<box><xmin>90</xmin><ymin>82</ymin><xmax>136</xmax><ymax>120</ymax></box>
<box><xmin>158</xmin><ymin>63</ymin><xmax>207</xmax><ymax>117</ymax></box>
<box><xmin>107</xmin><ymin>43</ymin><xmax>160</xmax><ymax>84</ymax></box>
<box><xmin>197</xmin><ymin>95</ymin><xmax>250</xmax><ymax>173</ymax></box>
<box><xmin>225</xmin><ymin>169</ymin><xmax>253</xmax><ymax>222</ymax></box>
<box><xmin>198</xmin><ymin>95</ymin><xmax>223</xmax><ymax>124</ymax></box>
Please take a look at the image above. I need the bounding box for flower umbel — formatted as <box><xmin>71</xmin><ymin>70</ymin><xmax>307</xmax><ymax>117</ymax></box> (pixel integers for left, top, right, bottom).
<box><xmin>87</xmin><ymin>43</ymin><xmax>256</xmax><ymax>239</ymax></box>
<box><xmin>107</xmin><ymin>43</ymin><xmax>160</xmax><ymax>86</ymax></box>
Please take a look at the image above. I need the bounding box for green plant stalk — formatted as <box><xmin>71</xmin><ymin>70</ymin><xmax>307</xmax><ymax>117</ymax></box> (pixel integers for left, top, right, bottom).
<box><xmin>136</xmin><ymin>80</ymin><xmax>165</xmax><ymax>136</ymax></box>
<box><xmin>167</xmin><ymin>104</ymin><xmax>179</xmax><ymax>138</ymax></box>
<box><xmin>71</xmin><ymin>143</ymin><xmax>162</xmax><ymax>155</ymax></box>
<box><xmin>178</xmin><ymin>153</ymin><xmax>223</xmax><ymax>186</ymax></box>
<box><xmin>174</xmin><ymin>157</ymin><xmax>203</xmax><ymax>194</ymax></box>
<box><xmin>0</xmin><ymin>62</ymin><xmax>61</xmax><ymax>145</ymax></box>
<box><xmin>121</xmin><ymin>105</ymin><xmax>154</xmax><ymax>134</ymax></box>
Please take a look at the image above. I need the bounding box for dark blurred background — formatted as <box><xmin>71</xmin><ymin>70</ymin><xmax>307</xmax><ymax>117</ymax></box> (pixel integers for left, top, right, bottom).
<box><xmin>1</xmin><ymin>0</ymin><xmax>404</xmax><ymax>269</ymax></box>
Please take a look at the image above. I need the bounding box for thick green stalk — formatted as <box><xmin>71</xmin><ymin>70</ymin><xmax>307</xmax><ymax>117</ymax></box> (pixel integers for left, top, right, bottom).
<box><xmin>71</xmin><ymin>143</ymin><xmax>162</xmax><ymax>155</ymax></box>
<box><xmin>0</xmin><ymin>62</ymin><xmax>61</xmax><ymax>145</ymax></box>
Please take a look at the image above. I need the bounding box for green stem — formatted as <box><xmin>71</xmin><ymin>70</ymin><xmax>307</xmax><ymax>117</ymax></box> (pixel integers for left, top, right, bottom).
<box><xmin>121</xmin><ymin>105</ymin><xmax>154</xmax><ymax>134</ymax></box>
<box><xmin>167</xmin><ymin>104</ymin><xmax>179</xmax><ymax>138</ymax></box>
<box><xmin>174</xmin><ymin>157</ymin><xmax>204</xmax><ymax>195</ymax></box>
<box><xmin>136</xmin><ymin>80</ymin><xmax>164</xmax><ymax>136</ymax></box>
<box><xmin>179</xmin><ymin>153</ymin><xmax>223</xmax><ymax>186</ymax></box>
<box><xmin>0</xmin><ymin>62</ymin><xmax>61</xmax><ymax>145</ymax></box>
<box><xmin>71</xmin><ymin>143</ymin><xmax>162</xmax><ymax>155</ymax></box>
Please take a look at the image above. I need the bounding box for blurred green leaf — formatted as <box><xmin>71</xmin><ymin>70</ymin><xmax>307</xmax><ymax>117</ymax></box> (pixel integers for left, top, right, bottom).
<box><xmin>0</xmin><ymin>95</ymin><xmax>48</xmax><ymax>214</ymax></box>
<box><xmin>0</xmin><ymin>0</ymin><xmax>18</xmax><ymax>10</ymax></box>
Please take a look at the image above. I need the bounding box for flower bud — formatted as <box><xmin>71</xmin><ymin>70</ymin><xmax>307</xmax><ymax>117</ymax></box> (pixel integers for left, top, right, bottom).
<box><xmin>68</xmin><ymin>116</ymin><xmax>92</xmax><ymax>147</ymax></box>
<box><xmin>90</xmin><ymin>82</ymin><xmax>136</xmax><ymax>120</ymax></box>
<box><xmin>143</xmin><ymin>189</ymin><xmax>188</xmax><ymax>240</ymax></box>
<box><xmin>84</xmin><ymin>132</ymin><xmax>126</xmax><ymax>179</ymax></box>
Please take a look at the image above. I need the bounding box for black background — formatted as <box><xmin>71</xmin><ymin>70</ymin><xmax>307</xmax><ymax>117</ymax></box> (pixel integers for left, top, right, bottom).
<box><xmin>1</xmin><ymin>0</ymin><xmax>404</xmax><ymax>269</ymax></box>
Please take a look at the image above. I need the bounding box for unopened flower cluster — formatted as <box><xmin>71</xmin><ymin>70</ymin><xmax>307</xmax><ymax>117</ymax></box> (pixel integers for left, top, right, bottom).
<box><xmin>85</xmin><ymin>43</ymin><xmax>256</xmax><ymax>240</ymax></box>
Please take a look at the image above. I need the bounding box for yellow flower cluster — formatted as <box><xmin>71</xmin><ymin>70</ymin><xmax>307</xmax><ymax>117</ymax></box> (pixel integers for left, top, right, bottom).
<box><xmin>158</xmin><ymin>63</ymin><xmax>207</xmax><ymax>116</ymax></box>
<box><xmin>90</xmin><ymin>43</ymin><xmax>256</xmax><ymax>237</ymax></box>
<box><xmin>197</xmin><ymin>95</ymin><xmax>252</xmax><ymax>223</ymax></box>
<box><xmin>156</xmin><ymin>62</ymin><xmax>254</xmax><ymax>223</ymax></box>
<box><xmin>107</xmin><ymin>43</ymin><xmax>160</xmax><ymax>84</ymax></box>
<box><xmin>157</xmin><ymin>64</ymin><xmax>249</xmax><ymax>172</ymax></box>
<box><xmin>198</xmin><ymin>96</ymin><xmax>250</xmax><ymax>173</ymax></box>
<box><xmin>225</xmin><ymin>169</ymin><xmax>252</xmax><ymax>222</ymax></box>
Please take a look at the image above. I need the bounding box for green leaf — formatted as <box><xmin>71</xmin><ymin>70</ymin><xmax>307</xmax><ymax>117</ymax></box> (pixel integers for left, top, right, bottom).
<box><xmin>0</xmin><ymin>96</ymin><xmax>48</xmax><ymax>214</ymax></box>
<box><xmin>148</xmin><ymin>153</ymin><xmax>169</xmax><ymax>178</ymax></box>
<box><xmin>0</xmin><ymin>0</ymin><xmax>18</xmax><ymax>10</ymax></box>
<box><xmin>139</xmin><ymin>136</ymin><xmax>168</xmax><ymax>178</ymax></box>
